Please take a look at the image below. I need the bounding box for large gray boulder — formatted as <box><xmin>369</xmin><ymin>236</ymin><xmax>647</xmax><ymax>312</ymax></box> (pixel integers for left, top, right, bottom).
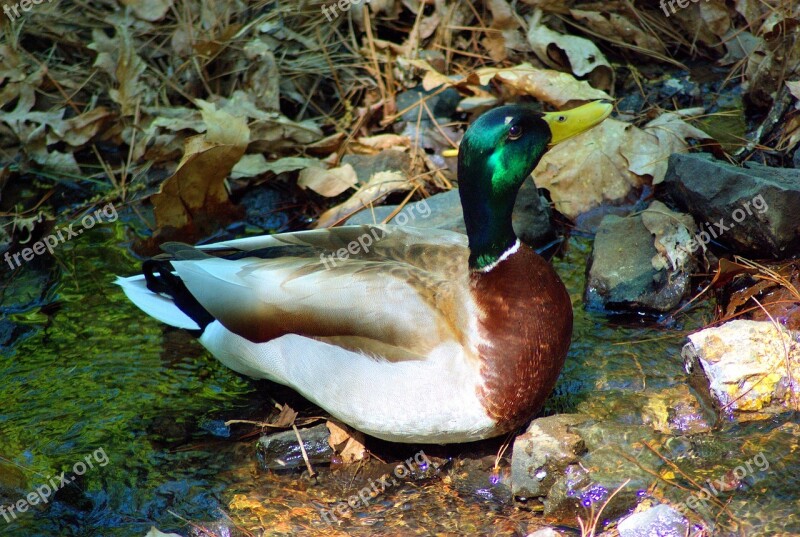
<box><xmin>658</xmin><ymin>153</ymin><xmax>800</xmax><ymax>259</ymax></box>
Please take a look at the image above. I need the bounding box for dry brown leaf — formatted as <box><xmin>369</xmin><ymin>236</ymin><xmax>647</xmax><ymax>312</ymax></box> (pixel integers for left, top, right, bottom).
<box><xmin>534</xmin><ymin>111</ymin><xmax>712</xmax><ymax>218</ymax></box>
<box><xmin>483</xmin><ymin>0</ymin><xmax>529</xmax><ymax>62</ymax></box>
<box><xmin>534</xmin><ymin>119</ymin><xmax>644</xmax><ymax>219</ymax></box>
<box><xmin>473</xmin><ymin>63</ymin><xmax>611</xmax><ymax>107</ymax></box>
<box><xmin>326</xmin><ymin>421</ymin><xmax>366</xmax><ymax>463</ymax></box>
<box><xmin>271</xmin><ymin>404</ymin><xmax>298</xmax><ymax>428</ymax></box>
<box><xmin>32</xmin><ymin>150</ymin><xmax>82</xmax><ymax>175</ymax></box>
<box><xmin>151</xmin><ymin>102</ymin><xmax>249</xmax><ymax>231</ymax></box>
<box><xmin>634</xmin><ymin>109</ymin><xmax>712</xmax><ymax>183</ymax></box>
<box><xmin>232</xmin><ymin>156</ymin><xmax>320</xmax><ymax>180</ymax></box>
<box><xmin>355</xmin><ymin>134</ymin><xmax>411</xmax><ymax>152</ymax></box>
<box><xmin>569</xmin><ymin>9</ymin><xmax>666</xmax><ymax>54</ymax></box>
<box><xmin>51</xmin><ymin>107</ymin><xmax>113</xmax><ymax>146</ymax></box>
<box><xmin>243</xmin><ymin>39</ymin><xmax>280</xmax><ymax>112</ymax></box>
<box><xmin>734</xmin><ymin>0</ymin><xmax>763</xmax><ymax>27</ymax></box>
<box><xmin>699</xmin><ymin>0</ymin><xmax>731</xmax><ymax>38</ymax></box>
<box><xmin>315</xmin><ymin>170</ymin><xmax>412</xmax><ymax>228</ymax></box>
<box><xmin>298</xmin><ymin>164</ymin><xmax>358</xmax><ymax>197</ymax></box>
<box><xmin>89</xmin><ymin>26</ymin><xmax>147</xmax><ymax>116</ymax></box>
<box><xmin>527</xmin><ymin>16</ymin><xmax>613</xmax><ymax>90</ymax></box>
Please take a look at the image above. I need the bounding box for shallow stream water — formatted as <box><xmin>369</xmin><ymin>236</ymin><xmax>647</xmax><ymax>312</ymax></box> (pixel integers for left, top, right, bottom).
<box><xmin>0</xmin><ymin>214</ymin><xmax>797</xmax><ymax>536</ymax></box>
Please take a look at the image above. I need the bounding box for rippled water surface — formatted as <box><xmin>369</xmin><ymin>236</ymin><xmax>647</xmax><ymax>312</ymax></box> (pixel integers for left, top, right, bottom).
<box><xmin>1</xmin><ymin>218</ymin><xmax>797</xmax><ymax>536</ymax></box>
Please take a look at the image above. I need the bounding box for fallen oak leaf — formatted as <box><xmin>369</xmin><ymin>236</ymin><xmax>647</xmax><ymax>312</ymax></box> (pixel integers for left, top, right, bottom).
<box><xmin>326</xmin><ymin>420</ymin><xmax>366</xmax><ymax>463</ymax></box>
<box><xmin>298</xmin><ymin>164</ymin><xmax>358</xmax><ymax>197</ymax></box>
<box><xmin>232</xmin><ymin>155</ymin><xmax>320</xmax><ymax>180</ymax></box>
<box><xmin>149</xmin><ymin>101</ymin><xmax>248</xmax><ymax>237</ymax></box>
<box><xmin>314</xmin><ymin>170</ymin><xmax>412</xmax><ymax>228</ymax></box>
<box><xmin>472</xmin><ymin>63</ymin><xmax>612</xmax><ymax>107</ymax></box>
<box><xmin>534</xmin><ymin>110</ymin><xmax>713</xmax><ymax>219</ymax></box>
<box><xmin>526</xmin><ymin>15</ymin><xmax>613</xmax><ymax>91</ymax></box>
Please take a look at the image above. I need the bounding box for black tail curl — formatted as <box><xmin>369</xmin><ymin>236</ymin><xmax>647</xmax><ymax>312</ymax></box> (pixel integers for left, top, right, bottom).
<box><xmin>142</xmin><ymin>260</ymin><xmax>215</xmax><ymax>336</ymax></box>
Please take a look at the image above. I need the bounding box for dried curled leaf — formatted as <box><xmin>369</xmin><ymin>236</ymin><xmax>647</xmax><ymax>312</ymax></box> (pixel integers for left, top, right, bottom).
<box><xmin>473</xmin><ymin>63</ymin><xmax>611</xmax><ymax>107</ymax></box>
<box><xmin>326</xmin><ymin>420</ymin><xmax>366</xmax><ymax>463</ymax></box>
<box><xmin>569</xmin><ymin>9</ymin><xmax>666</xmax><ymax>54</ymax></box>
<box><xmin>527</xmin><ymin>16</ymin><xmax>613</xmax><ymax>90</ymax></box>
<box><xmin>89</xmin><ymin>26</ymin><xmax>147</xmax><ymax>116</ymax></box>
<box><xmin>315</xmin><ymin>170</ymin><xmax>412</xmax><ymax>228</ymax></box>
<box><xmin>151</xmin><ymin>102</ymin><xmax>249</xmax><ymax>233</ymax></box>
<box><xmin>534</xmin><ymin>111</ymin><xmax>712</xmax><ymax>218</ymax></box>
<box><xmin>298</xmin><ymin>164</ymin><xmax>358</xmax><ymax>197</ymax></box>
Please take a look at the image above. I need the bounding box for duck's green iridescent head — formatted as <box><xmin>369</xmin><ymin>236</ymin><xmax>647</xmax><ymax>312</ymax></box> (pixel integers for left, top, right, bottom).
<box><xmin>457</xmin><ymin>101</ymin><xmax>612</xmax><ymax>270</ymax></box>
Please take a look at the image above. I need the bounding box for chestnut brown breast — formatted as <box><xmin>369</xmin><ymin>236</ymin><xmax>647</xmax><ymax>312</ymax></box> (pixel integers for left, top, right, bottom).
<box><xmin>471</xmin><ymin>244</ymin><xmax>573</xmax><ymax>433</ymax></box>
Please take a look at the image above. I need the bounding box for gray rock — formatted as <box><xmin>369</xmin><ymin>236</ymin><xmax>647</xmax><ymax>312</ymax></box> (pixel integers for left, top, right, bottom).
<box><xmin>395</xmin><ymin>87</ymin><xmax>461</xmax><ymax>122</ymax></box>
<box><xmin>450</xmin><ymin>456</ymin><xmax>513</xmax><ymax>505</ymax></box>
<box><xmin>682</xmin><ymin>319</ymin><xmax>800</xmax><ymax>420</ymax></box>
<box><xmin>617</xmin><ymin>504</ymin><xmax>688</xmax><ymax>537</ymax></box>
<box><xmin>256</xmin><ymin>424</ymin><xmax>333</xmax><ymax>471</ymax></box>
<box><xmin>342</xmin><ymin>149</ymin><xmax>411</xmax><ymax>183</ymax></box>
<box><xmin>541</xmin><ymin>422</ymin><xmax>665</xmax><ymax>521</ymax></box>
<box><xmin>584</xmin><ymin>201</ymin><xmax>697</xmax><ymax>313</ymax></box>
<box><xmin>511</xmin><ymin>416</ymin><xmax>667</xmax><ymax>524</ymax></box>
<box><xmin>658</xmin><ymin>152</ymin><xmax>800</xmax><ymax>258</ymax></box>
<box><xmin>513</xmin><ymin>181</ymin><xmax>556</xmax><ymax>247</ymax></box>
<box><xmin>511</xmin><ymin>414</ymin><xmax>587</xmax><ymax>499</ymax></box>
<box><xmin>346</xmin><ymin>181</ymin><xmax>555</xmax><ymax>248</ymax></box>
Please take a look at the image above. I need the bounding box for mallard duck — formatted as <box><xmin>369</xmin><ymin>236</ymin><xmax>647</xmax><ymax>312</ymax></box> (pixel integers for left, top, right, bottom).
<box><xmin>118</xmin><ymin>101</ymin><xmax>611</xmax><ymax>444</ymax></box>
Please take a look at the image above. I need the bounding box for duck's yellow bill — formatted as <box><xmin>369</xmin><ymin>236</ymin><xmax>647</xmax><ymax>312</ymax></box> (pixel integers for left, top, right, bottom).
<box><xmin>542</xmin><ymin>100</ymin><xmax>613</xmax><ymax>145</ymax></box>
<box><xmin>442</xmin><ymin>100</ymin><xmax>612</xmax><ymax>157</ymax></box>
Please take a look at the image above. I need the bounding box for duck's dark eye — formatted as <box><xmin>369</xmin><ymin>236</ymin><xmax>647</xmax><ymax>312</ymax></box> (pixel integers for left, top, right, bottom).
<box><xmin>557</xmin><ymin>115</ymin><xmax>566</xmax><ymax>122</ymax></box>
<box><xmin>508</xmin><ymin>125</ymin><xmax>523</xmax><ymax>140</ymax></box>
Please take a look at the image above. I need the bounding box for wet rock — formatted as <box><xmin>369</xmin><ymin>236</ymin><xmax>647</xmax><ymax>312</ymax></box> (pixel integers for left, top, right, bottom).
<box><xmin>240</xmin><ymin>187</ymin><xmax>290</xmax><ymax>232</ymax></box>
<box><xmin>658</xmin><ymin>152</ymin><xmax>800</xmax><ymax>259</ymax></box>
<box><xmin>542</xmin><ymin>421</ymin><xmax>664</xmax><ymax>521</ymax></box>
<box><xmin>346</xmin><ymin>181</ymin><xmax>555</xmax><ymax>248</ymax></box>
<box><xmin>395</xmin><ymin>86</ymin><xmax>461</xmax><ymax>122</ymax></box>
<box><xmin>682</xmin><ymin>320</ymin><xmax>800</xmax><ymax>420</ymax></box>
<box><xmin>584</xmin><ymin>201</ymin><xmax>697</xmax><ymax>313</ymax></box>
<box><xmin>448</xmin><ymin>456</ymin><xmax>512</xmax><ymax>505</ymax></box>
<box><xmin>256</xmin><ymin>424</ymin><xmax>333</xmax><ymax>471</ymax></box>
<box><xmin>346</xmin><ymin>190</ymin><xmax>460</xmax><ymax>231</ymax></box>
<box><xmin>341</xmin><ymin>149</ymin><xmax>411</xmax><ymax>183</ymax></box>
<box><xmin>617</xmin><ymin>503</ymin><xmax>688</xmax><ymax>537</ymax></box>
<box><xmin>511</xmin><ymin>414</ymin><xmax>587</xmax><ymax>499</ymax></box>
<box><xmin>511</xmin><ymin>415</ymin><xmax>667</xmax><ymax>525</ymax></box>
<box><xmin>513</xmin><ymin>181</ymin><xmax>556</xmax><ymax>247</ymax></box>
